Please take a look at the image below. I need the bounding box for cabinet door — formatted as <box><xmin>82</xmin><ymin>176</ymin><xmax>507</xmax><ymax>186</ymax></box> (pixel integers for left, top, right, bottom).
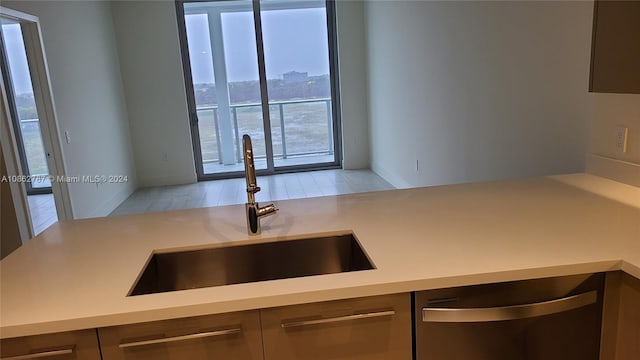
<box><xmin>261</xmin><ymin>293</ymin><xmax>412</xmax><ymax>360</ymax></box>
<box><xmin>98</xmin><ymin>310</ymin><xmax>262</xmax><ymax>360</ymax></box>
<box><xmin>589</xmin><ymin>0</ymin><xmax>640</xmax><ymax>94</ymax></box>
<box><xmin>0</xmin><ymin>329</ymin><xmax>101</xmax><ymax>360</ymax></box>
<box><xmin>600</xmin><ymin>271</ymin><xmax>640</xmax><ymax>360</ymax></box>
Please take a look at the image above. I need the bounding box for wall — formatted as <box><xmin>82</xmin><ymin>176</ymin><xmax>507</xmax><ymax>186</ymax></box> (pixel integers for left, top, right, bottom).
<box><xmin>110</xmin><ymin>1</ymin><xmax>196</xmax><ymax>187</ymax></box>
<box><xmin>3</xmin><ymin>0</ymin><xmax>137</xmax><ymax>218</ymax></box>
<box><xmin>366</xmin><ymin>1</ymin><xmax>594</xmax><ymax>188</ymax></box>
<box><xmin>335</xmin><ymin>0</ymin><xmax>369</xmax><ymax>169</ymax></box>
<box><xmin>587</xmin><ymin>93</ymin><xmax>640</xmax><ymax>187</ymax></box>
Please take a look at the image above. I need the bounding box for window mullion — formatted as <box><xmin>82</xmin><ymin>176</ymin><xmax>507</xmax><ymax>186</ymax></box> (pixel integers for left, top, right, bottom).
<box><xmin>251</xmin><ymin>0</ymin><xmax>274</xmax><ymax>173</ymax></box>
<box><xmin>206</xmin><ymin>8</ymin><xmax>236</xmax><ymax>165</ymax></box>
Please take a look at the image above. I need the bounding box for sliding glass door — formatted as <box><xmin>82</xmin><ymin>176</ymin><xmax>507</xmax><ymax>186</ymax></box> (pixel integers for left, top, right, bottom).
<box><xmin>177</xmin><ymin>0</ymin><xmax>340</xmax><ymax>179</ymax></box>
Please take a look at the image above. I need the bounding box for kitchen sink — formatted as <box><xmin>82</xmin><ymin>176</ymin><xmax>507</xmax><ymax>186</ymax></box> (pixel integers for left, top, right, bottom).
<box><xmin>129</xmin><ymin>233</ymin><xmax>374</xmax><ymax>296</ymax></box>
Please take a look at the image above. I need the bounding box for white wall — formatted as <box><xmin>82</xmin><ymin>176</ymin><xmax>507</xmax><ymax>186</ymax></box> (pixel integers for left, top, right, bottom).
<box><xmin>590</xmin><ymin>94</ymin><xmax>640</xmax><ymax>163</ymax></box>
<box><xmin>110</xmin><ymin>1</ymin><xmax>196</xmax><ymax>187</ymax></box>
<box><xmin>587</xmin><ymin>93</ymin><xmax>640</xmax><ymax>186</ymax></box>
<box><xmin>366</xmin><ymin>1</ymin><xmax>594</xmax><ymax>188</ymax></box>
<box><xmin>335</xmin><ymin>0</ymin><xmax>369</xmax><ymax>169</ymax></box>
<box><xmin>3</xmin><ymin>0</ymin><xmax>137</xmax><ymax>218</ymax></box>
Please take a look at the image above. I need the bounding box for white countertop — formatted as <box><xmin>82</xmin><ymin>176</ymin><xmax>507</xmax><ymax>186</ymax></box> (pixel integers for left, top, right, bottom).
<box><xmin>1</xmin><ymin>173</ymin><xmax>639</xmax><ymax>339</ymax></box>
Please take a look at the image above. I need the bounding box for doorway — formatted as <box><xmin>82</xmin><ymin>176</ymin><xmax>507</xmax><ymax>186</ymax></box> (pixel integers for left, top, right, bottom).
<box><xmin>177</xmin><ymin>0</ymin><xmax>341</xmax><ymax>180</ymax></box>
<box><xmin>0</xmin><ymin>17</ymin><xmax>52</xmax><ymax>196</ymax></box>
<box><xmin>1</xmin><ymin>6</ymin><xmax>72</xmax><ymax>238</ymax></box>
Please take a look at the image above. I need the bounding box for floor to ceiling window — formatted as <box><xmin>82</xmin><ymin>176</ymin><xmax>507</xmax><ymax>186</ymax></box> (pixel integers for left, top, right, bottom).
<box><xmin>177</xmin><ymin>0</ymin><xmax>341</xmax><ymax>180</ymax></box>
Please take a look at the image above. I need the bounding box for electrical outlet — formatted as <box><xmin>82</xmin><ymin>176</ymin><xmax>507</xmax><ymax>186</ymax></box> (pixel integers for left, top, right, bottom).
<box><xmin>615</xmin><ymin>126</ymin><xmax>629</xmax><ymax>153</ymax></box>
<box><xmin>64</xmin><ymin>130</ymin><xmax>71</xmax><ymax>144</ymax></box>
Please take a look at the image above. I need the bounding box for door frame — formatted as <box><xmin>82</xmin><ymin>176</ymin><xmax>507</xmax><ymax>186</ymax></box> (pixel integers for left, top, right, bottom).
<box><xmin>176</xmin><ymin>0</ymin><xmax>343</xmax><ymax>181</ymax></box>
<box><xmin>0</xmin><ymin>6</ymin><xmax>73</xmax><ymax>228</ymax></box>
<box><xmin>1</xmin><ymin>67</ymin><xmax>32</xmax><ymax>240</ymax></box>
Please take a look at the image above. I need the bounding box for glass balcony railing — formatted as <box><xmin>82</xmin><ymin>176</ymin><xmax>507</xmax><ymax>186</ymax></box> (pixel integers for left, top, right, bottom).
<box><xmin>19</xmin><ymin>118</ymin><xmax>51</xmax><ymax>188</ymax></box>
<box><xmin>196</xmin><ymin>97</ymin><xmax>333</xmax><ymax>166</ymax></box>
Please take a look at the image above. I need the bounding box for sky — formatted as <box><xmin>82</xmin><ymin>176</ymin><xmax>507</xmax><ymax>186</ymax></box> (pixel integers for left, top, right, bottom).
<box><xmin>1</xmin><ymin>23</ymin><xmax>34</xmax><ymax>96</ymax></box>
<box><xmin>186</xmin><ymin>7</ymin><xmax>330</xmax><ymax>84</ymax></box>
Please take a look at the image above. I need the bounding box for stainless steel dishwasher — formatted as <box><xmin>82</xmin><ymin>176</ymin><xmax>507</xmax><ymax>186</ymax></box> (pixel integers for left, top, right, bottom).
<box><xmin>414</xmin><ymin>273</ymin><xmax>604</xmax><ymax>360</ymax></box>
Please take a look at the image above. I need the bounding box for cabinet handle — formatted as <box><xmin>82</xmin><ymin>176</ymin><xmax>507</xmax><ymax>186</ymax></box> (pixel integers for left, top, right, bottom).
<box><xmin>1</xmin><ymin>348</ymin><xmax>74</xmax><ymax>360</ymax></box>
<box><xmin>118</xmin><ymin>328</ymin><xmax>241</xmax><ymax>348</ymax></box>
<box><xmin>422</xmin><ymin>290</ymin><xmax>597</xmax><ymax>323</ymax></box>
<box><xmin>281</xmin><ymin>309</ymin><xmax>396</xmax><ymax>328</ymax></box>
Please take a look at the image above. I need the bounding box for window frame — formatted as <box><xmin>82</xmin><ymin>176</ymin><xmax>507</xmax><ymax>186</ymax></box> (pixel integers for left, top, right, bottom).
<box><xmin>175</xmin><ymin>0</ymin><xmax>343</xmax><ymax>180</ymax></box>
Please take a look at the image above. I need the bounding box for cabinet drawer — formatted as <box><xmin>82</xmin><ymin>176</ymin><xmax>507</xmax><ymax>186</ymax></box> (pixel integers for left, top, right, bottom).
<box><xmin>261</xmin><ymin>293</ymin><xmax>412</xmax><ymax>360</ymax></box>
<box><xmin>0</xmin><ymin>329</ymin><xmax>101</xmax><ymax>360</ymax></box>
<box><xmin>98</xmin><ymin>310</ymin><xmax>262</xmax><ymax>360</ymax></box>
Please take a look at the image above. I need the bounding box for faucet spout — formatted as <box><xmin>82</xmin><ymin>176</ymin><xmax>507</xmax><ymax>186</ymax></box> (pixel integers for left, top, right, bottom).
<box><xmin>242</xmin><ymin>134</ymin><xmax>277</xmax><ymax>235</ymax></box>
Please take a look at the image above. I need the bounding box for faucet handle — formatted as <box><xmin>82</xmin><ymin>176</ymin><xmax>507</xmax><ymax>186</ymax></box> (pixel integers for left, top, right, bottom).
<box><xmin>246</xmin><ymin>202</ymin><xmax>278</xmax><ymax>235</ymax></box>
<box><xmin>257</xmin><ymin>203</ymin><xmax>278</xmax><ymax>217</ymax></box>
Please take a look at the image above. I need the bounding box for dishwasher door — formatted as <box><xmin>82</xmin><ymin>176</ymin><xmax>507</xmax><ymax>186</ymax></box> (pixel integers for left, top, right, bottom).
<box><xmin>414</xmin><ymin>273</ymin><xmax>604</xmax><ymax>360</ymax></box>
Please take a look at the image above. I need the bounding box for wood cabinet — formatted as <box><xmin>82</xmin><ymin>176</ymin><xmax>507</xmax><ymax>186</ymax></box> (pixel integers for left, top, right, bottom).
<box><xmin>97</xmin><ymin>293</ymin><xmax>412</xmax><ymax>360</ymax></box>
<box><xmin>600</xmin><ymin>271</ymin><xmax>640</xmax><ymax>360</ymax></box>
<box><xmin>261</xmin><ymin>293</ymin><xmax>412</xmax><ymax>360</ymax></box>
<box><xmin>589</xmin><ymin>0</ymin><xmax>640</xmax><ymax>94</ymax></box>
<box><xmin>98</xmin><ymin>310</ymin><xmax>263</xmax><ymax>360</ymax></box>
<box><xmin>4</xmin><ymin>277</ymin><xmax>640</xmax><ymax>360</ymax></box>
<box><xmin>0</xmin><ymin>329</ymin><xmax>101</xmax><ymax>360</ymax></box>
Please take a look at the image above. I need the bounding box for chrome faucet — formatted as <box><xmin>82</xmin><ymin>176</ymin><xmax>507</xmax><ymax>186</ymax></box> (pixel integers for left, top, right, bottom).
<box><xmin>242</xmin><ymin>134</ymin><xmax>277</xmax><ymax>235</ymax></box>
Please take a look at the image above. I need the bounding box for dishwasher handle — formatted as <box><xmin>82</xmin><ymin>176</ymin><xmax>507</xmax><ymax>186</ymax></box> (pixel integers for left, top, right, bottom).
<box><xmin>422</xmin><ymin>290</ymin><xmax>597</xmax><ymax>323</ymax></box>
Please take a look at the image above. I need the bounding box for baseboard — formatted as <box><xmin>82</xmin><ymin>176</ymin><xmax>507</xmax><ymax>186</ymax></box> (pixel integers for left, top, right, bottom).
<box><xmin>586</xmin><ymin>154</ymin><xmax>640</xmax><ymax>188</ymax></box>
<box><xmin>371</xmin><ymin>162</ymin><xmax>413</xmax><ymax>189</ymax></box>
<box><xmin>138</xmin><ymin>173</ymin><xmax>197</xmax><ymax>187</ymax></box>
<box><xmin>86</xmin><ymin>183</ymin><xmax>136</xmax><ymax>218</ymax></box>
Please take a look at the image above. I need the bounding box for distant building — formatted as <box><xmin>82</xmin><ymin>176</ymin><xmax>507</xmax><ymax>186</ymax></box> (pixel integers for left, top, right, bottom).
<box><xmin>283</xmin><ymin>71</ymin><xmax>308</xmax><ymax>84</ymax></box>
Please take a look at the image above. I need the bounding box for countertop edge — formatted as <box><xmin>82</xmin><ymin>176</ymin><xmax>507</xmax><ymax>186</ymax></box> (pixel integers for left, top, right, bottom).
<box><xmin>0</xmin><ymin>259</ymin><xmax>628</xmax><ymax>339</ymax></box>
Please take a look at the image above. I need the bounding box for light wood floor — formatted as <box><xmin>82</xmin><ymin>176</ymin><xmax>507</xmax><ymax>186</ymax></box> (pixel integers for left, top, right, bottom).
<box><xmin>110</xmin><ymin>169</ymin><xmax>394</xmax><ymax>216</ymax></box>
<box><xmin>27</xmin><ymin>170</ymin><xmax>393</xmax><ymax>232</ymax></box>
<box><xmin>28</xmin><ymin>193</ymin><xmax>58</xmax><ymax>236</ymax></box>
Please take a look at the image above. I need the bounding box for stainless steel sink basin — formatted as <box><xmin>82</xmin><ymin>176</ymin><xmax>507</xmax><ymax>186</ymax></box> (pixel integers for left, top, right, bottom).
<box><xmin>129</xmin><ymin>233</ymin><xmax>374</xmax><ymax>296</ymax></box>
